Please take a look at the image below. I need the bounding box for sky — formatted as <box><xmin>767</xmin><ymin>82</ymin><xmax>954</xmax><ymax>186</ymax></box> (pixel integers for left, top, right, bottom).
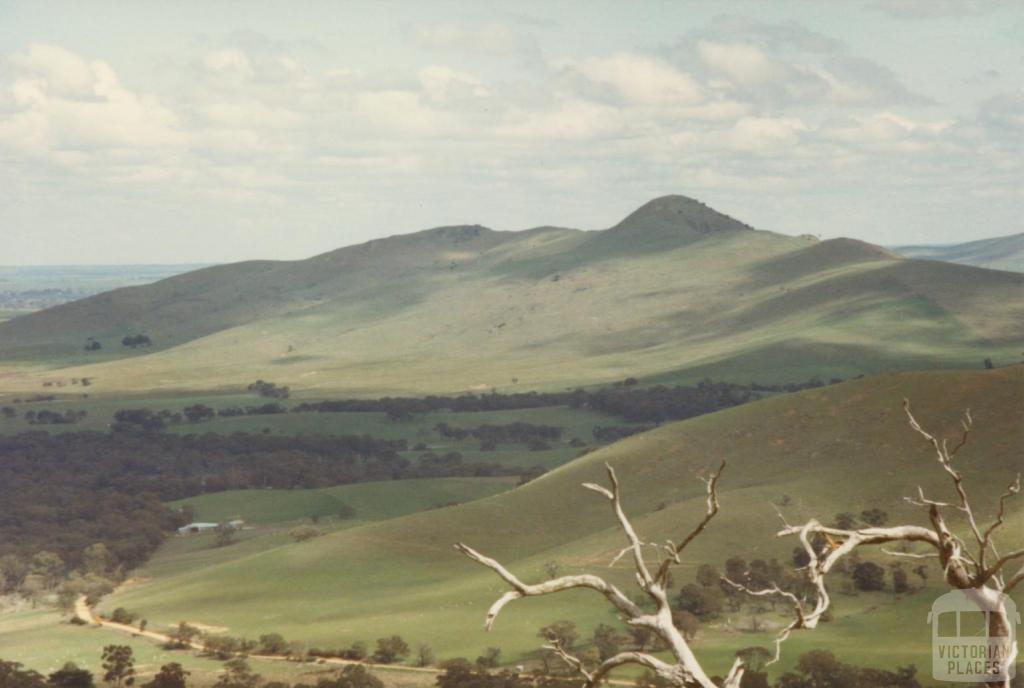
<box><xmin>0</xmin><ymin>0</ymin><xmax>1021</xmax><ymax>265</ymax></box>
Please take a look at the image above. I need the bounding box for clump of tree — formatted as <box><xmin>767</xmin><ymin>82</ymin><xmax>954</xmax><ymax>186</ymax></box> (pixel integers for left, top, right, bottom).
<box><xmin>214</xmin><ymin>658</ymin><xmax>261</xmax><ymax>688</ymax></box>
<box><xmin>121</xmin><ymin>335</ymin><xmax>152</xmax><ymax>349</ymax></box>
<box><xmin>258</xmin><ymin>632</ymin><xmax>289</xmax><ymax>655</ymax></box>
<box><xmin>371</xmin><ymin>636</ymin><xmax>409</xmax><ymax>664</ymax></box>
<box><xmin>434</xmin><ymin>422</ymin><xmax>562</xmax><ymax>446</ymax></box>
<box><xmin>183</xmin><ymin>404</ymin><xmax>215</xmax><ymax>423</ymax></box>
<box><xmin>100</xmin><ymin>645</ymin><xmax>135</xmax><ymax>688</ymax></box>
<box><xmin>213</xmin><ymin>523</ymin><xmax>239</xmax><ymax>548</ymax></box>
<box><xmin>141</xmin><ymin>664</ymin><xmax>189</xmax><ymax>688</ymax></box>
<box><xmin>22</xmin><ymin>409</ymin><xmax>87</xmax><ymax>425</ymax></box>
<box><xmin>109</xmin><ymin>608</ymin><xmax>137</xmax><ymax>625</ymax></box>
<box><xmin>111</xmin><ymin>408</ymin><xmax>179</xmax><ymax>432</ymax></box>
<box><xmin>294</xmin><ymin>665</ymin><xmax>383</xmax><ymax>688</ymax></box>
<box><xmin>0</xmin><ymin>660</ymin><xmax>47</xmax><ymax>688</ymax></box>
<box><xmin>48</xmin><ymin>662</ymin><xmax>94</xmax><ymax>688</ymax></box>
<box><xmin>83</xmin><ymin>338</ymin><xmax>102</xmax><ymax>351</ymax></box>
<box><xmin>774</xmin><ymin>649</ymin><xmax>921</xmax><ymax>688</ymax></box>
<box><xmin>163</xmin><ymin>622</ymin><xmax>201</xmax><ymax>650</ymax></box>
<box><xmin>248</xmin><ymin>380</ymin><xmax>291</xmax><ymax>399</ymax></box>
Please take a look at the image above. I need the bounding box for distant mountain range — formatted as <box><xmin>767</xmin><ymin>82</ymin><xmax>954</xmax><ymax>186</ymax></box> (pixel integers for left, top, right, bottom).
<box><xmin>1</xmin><ymin>195</ymin><xmax>1021</xmax><ymax>395</ymax></box>
<box><xmin>892</xmin><ymin>233</ymin><xmax>1024</xmax><ymax>273</ymax></box>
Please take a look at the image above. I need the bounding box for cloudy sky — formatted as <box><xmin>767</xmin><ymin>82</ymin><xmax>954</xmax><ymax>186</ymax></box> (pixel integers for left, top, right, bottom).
<box><xmin>1</xmin><ymin>0</ymin><xmax>1021</xmax><ymax>265</ymax></box>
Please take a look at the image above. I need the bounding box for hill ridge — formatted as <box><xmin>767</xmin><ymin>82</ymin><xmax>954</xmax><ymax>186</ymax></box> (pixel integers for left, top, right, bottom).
<box><xmin>2</xmin><ymin>194</ymin><xmax>1022</xmax><ymax>394</ymax></box>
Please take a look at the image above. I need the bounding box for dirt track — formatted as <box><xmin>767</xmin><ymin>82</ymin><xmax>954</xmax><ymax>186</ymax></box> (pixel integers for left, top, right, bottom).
<box><xmin>72</xmin><ymin>596</ymin><xmax>634</xmax><ymax>684</ymax></box>
<box><xmin>73</xmin><ymin>596</ymin><xmax>441</xmax><ymax>673</ymax></box>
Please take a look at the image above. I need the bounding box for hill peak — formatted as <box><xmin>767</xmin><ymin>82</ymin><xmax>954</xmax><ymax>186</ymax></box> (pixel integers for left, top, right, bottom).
<box><xmin>607</xmin><ymin>194</ymin><xmax>755</xmax><ymax>241</ymax></box>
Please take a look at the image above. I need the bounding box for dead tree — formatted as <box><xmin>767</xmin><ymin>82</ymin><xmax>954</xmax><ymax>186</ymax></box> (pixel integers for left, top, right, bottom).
<box><xmin>777</xmin><ymin>400</ymin><xmax>1021</xmax><ymax>687</ymax></box>
<box><xmin>456</xmin><ymin>461</ymin><xmax>831</xmax><ymax>688</ymax></box>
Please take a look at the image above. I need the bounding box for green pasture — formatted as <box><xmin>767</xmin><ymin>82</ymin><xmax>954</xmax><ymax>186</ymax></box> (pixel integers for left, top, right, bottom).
<box><xmin>92</xmin><ymin>368</ymin><xmax>1023</xmax><ymax>683</ymax></box>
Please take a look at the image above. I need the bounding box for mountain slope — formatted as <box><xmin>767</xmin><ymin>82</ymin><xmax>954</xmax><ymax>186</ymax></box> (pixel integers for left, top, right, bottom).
<box><xmin>892</xmin><ymin>232</ymin><xmax>1024</xmax><ymax>273</ymax></box>
<box><xmin>1</xmin><ymin>195</ymin><xmax>1022</xmax><ymax>395</ymax></box>
<box><xmin>101</xmin><ymin>366</ymin><xmax>1024</xmax><ymax>672</ymax></box>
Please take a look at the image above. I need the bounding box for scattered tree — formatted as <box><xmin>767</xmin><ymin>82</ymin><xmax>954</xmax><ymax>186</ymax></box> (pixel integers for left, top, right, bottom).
<box><xmin>110</xmin><ymin>608</ymin><xmax>137</xmax><ymax>625</ymax></box>
<box><xmin>164</xmin><ymin>622</ymin><xmax>200</xmax><ymax>651</ymax></box>
<box><xmin>101</xmin><ymin>646</ymin><xmax>135</xmax><ymax>688</ymax></box>
<box><xmin>342</xmin><ymin>641</ymin><xmax>368</xmax><ymax>661</ymax></box>
<box><xmin>0</xmin><ymin>660</ymin><xmax>46</xmax><ymax>688</ymax></box>
<box><xmin>214</xmin><ymin>523</ymin><xmax>238</xmax><ymax>548</ymax></box>
<box><xmin>140</xmin><ymin>664</ymin><xmax>188</xmax><ymax>688</ymax></box>
<box><xmin>48</xmin><ymin>663</ymin><xmax>94</xmax><ymax>688</ymax></box>
<box><xmin>592</xmin><ymin>623</ymin><xmax>620</xmax><ymax>662</ymax></box>
<box><xmin>121</xmin><ymin>335</ymin><xmax>152</xmax><ymax>349</ymax></box>
<box><xmin>417</xmin><ymin>644</ymin><xmax>436</xmax><ymax>668</ymax></box>
<box><xmin>258</xmin><ymin>633</ymin><xmax>289</xmax><ymax>655</ymax></box>
<box><xmin>214</xmin><ymin>659</ymin><xmax>261</xmax><ymax>688</ymax></box>
<box><xmin>859</xmin><ymin>508</ymin><xmax>888</xmax><ymax>527</ymax></box>
<box><xmin>372</xmin><ymin>636</ymin><xmax>409</xmax><ymax>664</ymax></box>
<box><xmin>316</xmin><ymin>666</ymin><xmax>383</xmax><ymax>688</ymax></box>
<box><xmin>475</xmin><ymin>647</ymin><xmax>501</xmax><ymax>669</ymax></box>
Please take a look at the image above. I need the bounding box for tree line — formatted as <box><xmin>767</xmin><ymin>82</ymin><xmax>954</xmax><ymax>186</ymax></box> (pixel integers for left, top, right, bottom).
<box><xmin>290</xmin><ymin>377</ymin><xmax>840</xmax><ymax>424</ymax></box>
<box><xmin>0</xmin><ymin>430</ymin><xmax>529</xmax><ymax>585</ymax></box>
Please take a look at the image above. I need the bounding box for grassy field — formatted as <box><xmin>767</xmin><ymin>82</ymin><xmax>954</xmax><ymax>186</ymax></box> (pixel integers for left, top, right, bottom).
<box><xmin>169</xmin><ymin>477</ymin><xmax>518</xmax><ymax>526</ymax></box>
<box><xmin>1</xmin><ymin>198</ymin><xmax>1021</xmax><ymax>397</ymax></box>
<box><xmin>85</xmin><ymin>367</ymin><xmax>1023</xmax><ymax>684</ymax></box>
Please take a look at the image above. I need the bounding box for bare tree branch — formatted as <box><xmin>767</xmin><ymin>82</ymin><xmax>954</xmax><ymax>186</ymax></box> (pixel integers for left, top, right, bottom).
<box><xmin>780</xmin><ymin>401</ymin><xmax>1020</xmax><ymax>688</ymax></box>
<box><xmin>458</xmin><ymin>462</ymin><xmax>818</xmax><ymax>688</ymax></box>
<box><xmin>654</xmin><ymin>460</ymin><xmax>725</xmax><ymax>586</ymax></box>
<box><xmin>453</xmin><ymin>542</ymin><xmax>641</xmax><ymax>629</ymax></box>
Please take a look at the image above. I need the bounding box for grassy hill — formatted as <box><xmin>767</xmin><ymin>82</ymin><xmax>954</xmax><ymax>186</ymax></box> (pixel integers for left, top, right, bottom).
<box><xmin>2</xmin><ymin>196</ymin><xmax>1022</xmax><ymax>396</ymax></box>
<box><xmin>893</xmin><ymin>232</ymin><xmax>1024</xmax><ymax>273</ymax></box>
<box><xmin>97</xmin><ymin>366</ymin><xmax>1024</xmax><ymax>679</ymax></box>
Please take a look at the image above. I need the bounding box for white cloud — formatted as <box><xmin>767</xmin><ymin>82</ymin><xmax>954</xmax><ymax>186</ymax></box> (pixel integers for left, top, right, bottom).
<box><xmin>418</xmin><ymin>66</ymin><xmax>490</xmax><ymax>103</ymax></box>
<box><xmin>568</xmin><ymin>52</ymin><xmax>704</xmax><ymax>106</ymax></box>
<box><xmin>0</xmin><ymin>9</ymin><xmax>1017</xmax><ymax>264</ymax></box>
<box><xmin>409</xmin><ymin>21</ymin><xmax>535</xmax><ymax>55</ymax></box>
<box><xmin>720</xmin><ymin>116</ymin><xmax>808</xmax><ymax>151</ymax></box>
<box><xmin>0</xmin><ymin>43</ymin><xmax>183</xmax><ymax>155</ymax></box>
<box><xmin>353</xmin><ymin>90</ymin><xmax>453</xmax><ymax>136</ymax></box>
<box><xmin>823</xmin><ymin>112</ymin><xmax>952</xmax><ymax>148</ymax></box>
<box><xmin>696</xmin><ymin>41</ymin><xmax>783</xmax><ymax>86</ymax></box>
<box><xmin>498</xmin><ymin>99</ymin><xmax>625</xmax><ymax>139</ymax></box>
<box><xmin>680</xmin><ymin>18</ymin><xmax>928</xmax><ymax>108</ymax></box>
<box><xmin>202</xmin><ymin>48</ymin><xmax>255</xmax><ymax>78</ymax></box>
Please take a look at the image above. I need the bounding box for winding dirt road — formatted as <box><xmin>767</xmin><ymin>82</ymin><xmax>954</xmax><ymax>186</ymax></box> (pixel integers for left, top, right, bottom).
<box><xmin>73</xmin><ymin>596</ymin><xmax>440</xmax><ymax>673</ymax></box>
<box><xmin>72</xmin><ymin>596</ymin><xmax>633</xmax><ymax>685</ymax></box>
